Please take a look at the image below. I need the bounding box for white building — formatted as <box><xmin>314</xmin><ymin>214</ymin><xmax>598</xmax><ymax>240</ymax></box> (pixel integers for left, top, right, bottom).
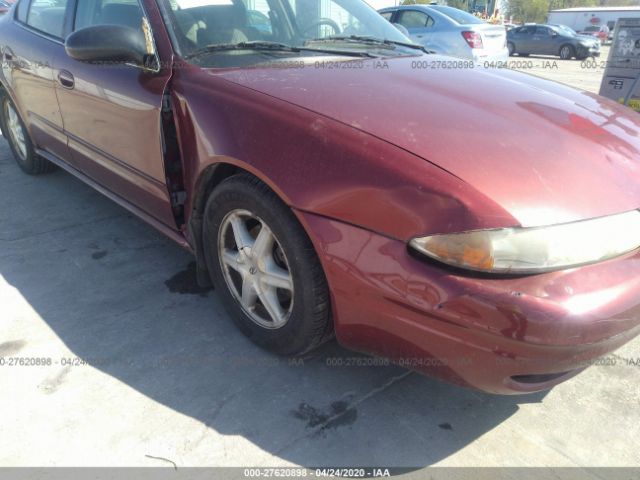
<box><xmin>547</xmin><ymin>6</ymin><xmax>640</xmax><ymax>32</ymax></box>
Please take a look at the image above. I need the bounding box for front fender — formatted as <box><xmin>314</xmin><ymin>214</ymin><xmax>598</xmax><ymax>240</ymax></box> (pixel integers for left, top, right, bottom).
<box><xmin>171</xmin><ymin>65</ymin><xmax>518</xmax><ymax>242</ymax></box>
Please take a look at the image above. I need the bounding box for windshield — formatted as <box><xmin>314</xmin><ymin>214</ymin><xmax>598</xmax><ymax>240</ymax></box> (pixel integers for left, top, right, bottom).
<box><xmin>554</xmin><ymin>25</ymin><xmax>576</xmax><ymax>36</ymax></box>
<box><xmin>428</xmin><ymin>6</ymin><xmax>484</xmax><ymax>25</ymax></box>
<box><xmin>158</xmin><ymin>0</ymin><xmax>416</xmax><ymax>67</ymax></box>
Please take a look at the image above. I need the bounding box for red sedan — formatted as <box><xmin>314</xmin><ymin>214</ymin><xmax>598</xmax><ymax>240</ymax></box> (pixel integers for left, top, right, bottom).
<box><xmin>1</xmin><ymin>0</ymin><xmax>640</xmax><ymax>395</ymax></box>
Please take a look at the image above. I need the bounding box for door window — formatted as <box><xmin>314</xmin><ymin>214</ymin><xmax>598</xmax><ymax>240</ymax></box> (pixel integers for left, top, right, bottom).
<box><xmin>74</xmin><ymin>0</ymin><xmax>145</xmax><ymax>31</ymax></box>
<box><xmin>26</xmin><ymin>0</ymin><xmax>71</xmax><ymax>38</ymax></box>
<box><xmin>396</xmin><ymin>10</ymin><xmax>433</xmax><ymax>29</ymax></box>
<box><xmin>380</xmin><ymin>11</ymin><xmax>393</xmax><ymax>22</ymax></box>
<box><xmin>516</xmin><ymin>26</ymin><xmax>535</xmax><ymax>35</ymax></box>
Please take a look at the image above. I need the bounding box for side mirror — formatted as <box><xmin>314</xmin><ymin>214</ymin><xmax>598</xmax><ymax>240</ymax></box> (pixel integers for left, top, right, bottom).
<box><xmin>65</xmin><ymin>25</ymin><xmax>149</xmax><ymax>65</ymax></box>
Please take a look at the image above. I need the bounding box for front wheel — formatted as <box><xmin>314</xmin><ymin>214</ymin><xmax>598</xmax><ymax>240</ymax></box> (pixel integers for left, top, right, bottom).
<box><xmin>559</xmin><ymin>44</ymin><xmax>575</xmax><ymax>60</ymax></box>
<box><xmin>1</xmin><ymin>95</ymin><xmax>54</xmax><ymax>175</ymax></box>
<box><xmin>203</xmin><ymin>174</ymin><xmax>332</xmax><ymax>356</ymax></box>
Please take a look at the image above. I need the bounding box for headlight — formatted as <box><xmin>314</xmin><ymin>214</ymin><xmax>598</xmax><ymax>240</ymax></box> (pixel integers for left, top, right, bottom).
<box><xmin>409</xmin><ymin>210</ymin><xmax>640</xmax><ymax>274</ymax></box>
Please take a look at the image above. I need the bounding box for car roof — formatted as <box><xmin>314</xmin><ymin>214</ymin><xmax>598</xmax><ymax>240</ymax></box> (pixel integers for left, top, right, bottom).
<box><xmin>514</xmin><ymin>24</ymin><xmax>559</xmax><ymax>30</ymax></box>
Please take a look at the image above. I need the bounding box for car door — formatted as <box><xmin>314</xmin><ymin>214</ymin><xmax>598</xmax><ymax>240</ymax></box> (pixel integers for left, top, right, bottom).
<box><xmin>547</xmin><ymin>27</ymin><xmax>566</xmax><ymax>55</ymax></box>
<box><xmin>54</xmin><ymin>0</ymin><xmax>177</xmax><ymax>228</ymax></box>
<box><xmin>513</xmin><ymin>26</ymin><xmax>534</xmax><ymax>54</ymax></box>
<box><xmin>395</xmin><ymin>9</ymin><xmax>435</xmax><ymax>47</ymax></box>
<box><xmin>534</xmin><ymin>26</ymin><xmax>557</xmax><ymax>55</ymax></box>
<box><xmin>1</xmin><ymin>0</ymin><xmax>72</xmax><ymax>162</ymax></box>
<box><xmin>529</xmin><ymin>26</ymin><xmax>548</xmax><ymax>55</ymax></box>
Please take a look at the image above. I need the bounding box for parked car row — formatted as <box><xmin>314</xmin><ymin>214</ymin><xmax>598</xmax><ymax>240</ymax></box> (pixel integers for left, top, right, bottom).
<box><xmin>375</xmin><ymin>6</ymin><xmax>601</xmax><ymax>62</ymax></box>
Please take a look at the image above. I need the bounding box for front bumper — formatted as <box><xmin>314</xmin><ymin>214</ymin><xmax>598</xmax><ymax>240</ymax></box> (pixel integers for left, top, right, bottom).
<box><xmin>301</xmin><ymin>212</ymin><xmax>640</xmax><ymax>395</ymax></box>
<box><xmin>578</xmin><ymin>43</ymin><xmax>601</xmax><ymax>57</ymax></box>
<box><xmin>472</xmin><ymin>47</ymin><xmax>510</xmax><ymax>65</ymax></box>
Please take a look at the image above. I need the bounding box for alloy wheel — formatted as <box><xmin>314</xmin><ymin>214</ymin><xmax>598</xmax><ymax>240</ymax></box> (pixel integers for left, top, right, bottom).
<box><xmin>560</xmin><ymin>46</ymin><xmax>572</xmax><ymax>60</ymax></box>
<box><xmin>5</xmin><ymin>102</ymin><xmax>27</xmax><ymax>161</ymax></box>
<box><xmin>218</xmin><ymin>209</ymin><xmax>294</xmax><ymax>329</ymax></box>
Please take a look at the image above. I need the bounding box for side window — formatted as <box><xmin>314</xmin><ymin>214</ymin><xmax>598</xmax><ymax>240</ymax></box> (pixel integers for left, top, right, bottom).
<box><xmin>380</xmin><ymin>11</ymin><xmax>393</xmax><ymax>22</ymax></box>
<box><xmin>16</xmin><ymin>0</ymin><xmax>29</xmax><ymax>23</ymax></box>
<box><xmin>300</xmin><ymin>0</ymin><xmax>369</xmax><ymax>39</ymax></box>
<box><xmin>244</xmin><ymin>0</ymin><xmax>273</xmax><ymax>37</ymax></box>
<box><xmin>26</xmin><ymin>0</ymin><xmax>70</xmax><ymax>38</ymax></box>
<box><xmin>535</xmin><ymin>27</ymin><xmax>549</xmax><ymax>36</ymax></box>
<box><xmin>397</xmin><ymin>10</ymin><xmax>433</xmax><ymax>29</ymax></box>
<box><xmin>247</xmin><ymin>10</ymin><xmax>272</xmax><ymax>35</ymax></box>
<box><xmin>74</xmin><ymin>0</ymin><xmax>144</xmax><ymax>32</ymax></box>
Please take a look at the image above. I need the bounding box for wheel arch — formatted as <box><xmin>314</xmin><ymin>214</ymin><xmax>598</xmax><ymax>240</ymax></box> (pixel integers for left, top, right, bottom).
<box><xmin>0</xmin><ymin>79</ymin><xmax>31</xmax><ymax>141</ymax></box>
<box><xmin>186</xmin><ymin>159</ymin><xmax>321</xmax><ymax>289</ymax></box>
<box><xmin>559</xmin><ymin>43</ymin><xmax>575</xmax><ymax>58</ymax></box>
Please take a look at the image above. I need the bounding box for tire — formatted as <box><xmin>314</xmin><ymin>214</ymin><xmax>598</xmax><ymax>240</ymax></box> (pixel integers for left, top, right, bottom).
<box><xmin>1</xmin><ymin>95</ymin><xmax>54</xmax><ymax>175</ymax></box>
<box><xmin>559</xmin><ymin>44</ymin><xmax>575</xmax><ymax>60</ymax></box>
<box><xmin>203</xmin><ymin>174</ymin><xmax>332</xmax><ymax>356</ymax></box>
<box><xmin>507</xmin><ymin>42</ymin><xmax>515</xmax><ymax>56</ymax></box>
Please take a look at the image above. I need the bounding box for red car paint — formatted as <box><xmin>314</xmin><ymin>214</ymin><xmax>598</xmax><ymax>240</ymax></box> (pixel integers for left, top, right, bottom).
<box><xmin>1</xmin><ymin>0</ymin><xmax>640</xmax><ymax>394</ymax></box>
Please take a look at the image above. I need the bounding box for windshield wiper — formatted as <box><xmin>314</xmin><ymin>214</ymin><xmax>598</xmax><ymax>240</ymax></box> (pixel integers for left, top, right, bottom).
<box><xmin>307</xmin><ymin>35</ymin><xmax>434</xmax><ymax>54</ymax></box>
<box><xmin>185</xmin><ymin>41</ymin><xmax>377</xmax><ymax>59</ymax></box>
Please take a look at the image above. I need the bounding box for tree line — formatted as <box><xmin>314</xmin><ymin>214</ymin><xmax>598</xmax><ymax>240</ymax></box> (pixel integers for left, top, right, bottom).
<box><xmin>400</xmin><ymin>0</ymin><xmax>639</xmax><ymax>23</ymax></box>
<box><xmin>507</xmin><ymin>0</ymin><xmax>639</xmax><ymax>23</ymax></box>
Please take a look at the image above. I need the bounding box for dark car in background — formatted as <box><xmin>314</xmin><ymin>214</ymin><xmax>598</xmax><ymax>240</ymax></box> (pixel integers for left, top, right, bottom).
<box><xmin>507</xmin><ymin>24</ymin><xmax>600</xmax><ymax>60</ymax></box>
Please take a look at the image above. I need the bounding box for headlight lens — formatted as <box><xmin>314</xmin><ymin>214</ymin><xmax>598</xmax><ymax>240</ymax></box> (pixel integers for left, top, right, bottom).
<box><xmin>410</xmin><ymin>210</ymin><xmax>640</xmax><ymax>274</ymax></box>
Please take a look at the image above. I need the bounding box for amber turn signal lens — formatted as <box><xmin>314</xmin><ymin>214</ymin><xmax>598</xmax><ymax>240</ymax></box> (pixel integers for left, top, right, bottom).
<box><xmin>410</xmin><ymin>210</ymin><xmax>640</xmax><ymax>274</ymax></box>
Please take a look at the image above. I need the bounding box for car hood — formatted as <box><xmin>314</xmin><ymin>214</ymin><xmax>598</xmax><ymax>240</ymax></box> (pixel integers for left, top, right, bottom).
<box><xmin>575</xmin><ymin>34</ymin><xmax>599</xmax><ymax>43</ymax></box>
<box><xmin>212</xmin><ymin>55</ymin><xmax>640</xmax><ymax>228</ymax></box>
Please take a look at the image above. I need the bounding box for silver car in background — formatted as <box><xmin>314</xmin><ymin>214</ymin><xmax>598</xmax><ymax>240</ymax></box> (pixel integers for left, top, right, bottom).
<box><xmin>378</xmin><ymin>5</ymin><xmax>508</xmax><ymax>64</ymax></box>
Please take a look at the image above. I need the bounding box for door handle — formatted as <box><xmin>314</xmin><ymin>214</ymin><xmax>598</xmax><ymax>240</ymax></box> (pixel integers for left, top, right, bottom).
<box><xmin>58</xmin><ymin>70</ymin><xmax>75</xmax><ymax>89</ymax></box>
